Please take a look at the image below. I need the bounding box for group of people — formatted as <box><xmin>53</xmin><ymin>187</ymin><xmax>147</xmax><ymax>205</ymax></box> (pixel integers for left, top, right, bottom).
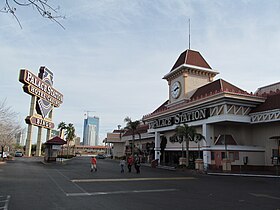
<box><xmin>120</xmin><ymin>155</ymin><xmax>141</xmax><ymax>174</ymax></box>
<box><xmin>90</xmin><ymin>155</ymin><xmax>141</xmax><ymax>174</ymax></box>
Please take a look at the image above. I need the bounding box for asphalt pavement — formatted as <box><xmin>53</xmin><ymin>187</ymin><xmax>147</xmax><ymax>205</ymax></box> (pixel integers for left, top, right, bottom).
<box><xmin>0</xmin><ymin>156</ymin><xmax>279</xmax><ymax>210</ymax></box>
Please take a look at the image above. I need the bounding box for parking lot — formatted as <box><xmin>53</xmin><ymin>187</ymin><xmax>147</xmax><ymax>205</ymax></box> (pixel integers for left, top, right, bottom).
<box><xmin>0</xmin><ymin>156</ymin><xmax>279</xmax><ymax>210</ymax></box>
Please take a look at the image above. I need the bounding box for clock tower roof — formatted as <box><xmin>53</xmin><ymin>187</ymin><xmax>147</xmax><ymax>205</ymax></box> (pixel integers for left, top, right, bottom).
<box><xmin>170</xmin><ymin>49</ymin><xmax>212</xmax><ymax>72</ymax></box>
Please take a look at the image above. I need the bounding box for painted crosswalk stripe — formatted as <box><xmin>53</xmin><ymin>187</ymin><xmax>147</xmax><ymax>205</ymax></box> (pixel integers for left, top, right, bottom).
<box><xmin>250</xmin><ymin>193</ymin><xmax>280</xmax><ymax>200</ymax></box>
<box><xmin>71</xmin><ymin>177</ymin><xmax>195</xmax><ymax>183</ymax></box>
<box><xmin>66</xmin><ymin>189</ymin><xmax>178</xmax><ymax>197</ymax></box>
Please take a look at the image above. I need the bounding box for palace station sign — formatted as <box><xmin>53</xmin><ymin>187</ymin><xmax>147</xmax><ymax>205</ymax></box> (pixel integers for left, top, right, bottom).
<box><xmin>19</xmin><ymin>67</ymin><xmax>63</xmax><ymax>129</ymax></box>
<box><xmin>148</xmin><ymin>108</ymin><xmax>210</xmax><ymax>129</ymax></box>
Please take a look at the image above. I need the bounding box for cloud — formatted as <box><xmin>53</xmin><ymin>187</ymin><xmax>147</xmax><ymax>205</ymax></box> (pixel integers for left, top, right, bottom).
<box><xmin>1</xmin><ymin>0</ymin><xmax>280</xmax><ymax>143</ymax></box>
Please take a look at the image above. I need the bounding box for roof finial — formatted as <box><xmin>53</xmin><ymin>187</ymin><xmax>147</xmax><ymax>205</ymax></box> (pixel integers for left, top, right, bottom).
<box><xmin>188</xmin><ymin>18</ymin><xmax>191</xmax><ymax>50</ymax></box>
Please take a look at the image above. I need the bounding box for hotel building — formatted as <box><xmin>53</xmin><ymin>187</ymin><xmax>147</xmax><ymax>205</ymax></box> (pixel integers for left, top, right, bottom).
<box><xmin>142</xmin><ymin>48</ymin><xmax>280</xmax><ymax>171</ymax></box>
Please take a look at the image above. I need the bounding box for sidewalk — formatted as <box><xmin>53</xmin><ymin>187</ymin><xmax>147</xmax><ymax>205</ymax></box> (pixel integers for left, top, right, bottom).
<box><xmin>143</xmin><ymin>162</ymin><xmax>280</xmax><ymax>178</ymax></box>
<box><xmin>141</xmin><ymin>163</ymin><xmax>176</xmax><ymax>171</ymax></box>
<box><xmin>40</xmin><ymin>157</ymin><xmax>69</xmax><ymax>165</ymax></box>
<box><xmin>207</xmin><ymin>172</ymin><xmax>280</xmax><ymax>178</ymax></box>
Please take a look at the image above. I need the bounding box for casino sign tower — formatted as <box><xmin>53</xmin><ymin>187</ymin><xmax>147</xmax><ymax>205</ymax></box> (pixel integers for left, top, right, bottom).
<box><xmin>19</xmin><ymin>66</ymin><xmax>63</xmax><ymax>157</ymax></box>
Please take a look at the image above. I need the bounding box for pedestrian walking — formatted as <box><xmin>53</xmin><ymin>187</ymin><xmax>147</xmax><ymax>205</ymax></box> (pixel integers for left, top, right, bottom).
<box><xmin>134</xmin><ymin>155</ymin><xmax>141</xmax><ymax>174</ymax></box>
<box><xmin>127</xmin><ymin>155</ymin><xmax>134</xmax><ymax>173</ymax></box>
<box><xmin>120</xmin><ymin>158</ymin><xmax>126</xmax><ymax>173</ymax></box>
<box><xmin>90</xmin><ymin>156</ymin><xmax>97</xmax><ymax>172</ymax></box>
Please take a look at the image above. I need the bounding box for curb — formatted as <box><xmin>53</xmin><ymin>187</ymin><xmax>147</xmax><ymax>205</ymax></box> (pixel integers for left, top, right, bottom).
<box><xmin>207</xmin><ymin>172</ymin><xmax>280</xmax><ymax>178</ymax></box>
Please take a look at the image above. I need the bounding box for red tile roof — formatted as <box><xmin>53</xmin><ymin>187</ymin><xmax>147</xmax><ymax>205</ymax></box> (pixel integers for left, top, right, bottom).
<box><xmin>151</xmin><ymin>100</ymin><xmax>168</xmax><ymax>114</ymax></box>
<box><xmin>170</xmin><ymin>49</ymin><xmax>212</xmax><ymax>71</ymax></box>
<box><xmin>45</xmin><ymin>136</ymin><xmax>66</xmax><ymax>145</ymax></box>
<box><xmin>143</xmin><ymin>79</ymin><xmax>261</xmax><ymax>120</ymax></box>
<box><xmin>112</xmin><ymin>129</ymin><xmax>125</xmax><ymax>133</ymax></box>
<box><xmin>190</xmin><ymin>79</ymin><xmax>249</xmax><ymax>100</ymax></box>
<box><xmin>250</xmin><ymin>91</ymin><xmax>280</xmax><ymax>113</ymax></box>
<box><xmin>75</xmin><ymin>145</ymin><xmax>107</xmax><ymax>149</ymax></box>
<box><xmin>122</xmin><ymin>124</ymin><xmax>149</xmax><ymax>137</ymax></box>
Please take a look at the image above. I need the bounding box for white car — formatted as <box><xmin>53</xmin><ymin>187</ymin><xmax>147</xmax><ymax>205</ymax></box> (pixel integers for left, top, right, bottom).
<box><xmin>15</xmin><ymin>151</ymin><xmax>23</xmax><ymax>157</ymax></box>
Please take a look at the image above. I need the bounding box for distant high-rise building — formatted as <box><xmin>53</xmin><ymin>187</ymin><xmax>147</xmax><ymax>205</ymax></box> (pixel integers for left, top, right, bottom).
<box><xmin>83</xmin><ymin>116</ymin><xmax>99</xmax><ymax>146</ymax></box>
<box><xmin>15</xmin><ymin>130</ymin><xmax>26</xmax><ymax>146</ymax></box>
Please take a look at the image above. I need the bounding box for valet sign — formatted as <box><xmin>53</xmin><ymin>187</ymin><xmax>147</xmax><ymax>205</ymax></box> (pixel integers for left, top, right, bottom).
<box><xmin>19</xmin><ymin>67</ymin><xmax>63</xmax><ymax>129</ymax></box>
<box><xmin>149</xmin><ymin>108</ymin><xmax>209</xmax><ymax>129</ymax></box>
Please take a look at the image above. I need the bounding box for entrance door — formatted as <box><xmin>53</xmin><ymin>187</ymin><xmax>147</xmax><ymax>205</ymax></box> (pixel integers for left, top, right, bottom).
<box><xmin>215</xmin><ymin>151</ymin><xmax>224</xmax><ymax>168</ymax></box>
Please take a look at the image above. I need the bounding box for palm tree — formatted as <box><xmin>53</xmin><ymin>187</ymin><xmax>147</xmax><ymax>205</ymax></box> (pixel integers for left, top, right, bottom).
<box><xmin>57</xmin><ymin>121</ymin><xmax>66</xmax><ymax>138</ymax></box>
<box><xmin>194</xmin><ymin>133</ymin><xmax>206</xmax><ymax>159</ymax></box>
<box><xmin>175</xmin><ymin>124</ymin><xmax>201</xmax><ymax>167</ymax></box>
<box><xmin>65</xmin><ymin>123</ymin><xmax>76</xmax><ymax>158</ymax></box>
<box><xmin>124</xmin><ymin>117</ymin><xmax>140</xmax><ymax>156</ymax></box>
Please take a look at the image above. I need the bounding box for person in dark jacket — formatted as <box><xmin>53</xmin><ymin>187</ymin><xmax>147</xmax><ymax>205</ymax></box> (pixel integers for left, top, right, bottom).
<box><xmin>134</xmin><ymin>155</ymin><xmax>141</xmax><ymax>174</ymax></box>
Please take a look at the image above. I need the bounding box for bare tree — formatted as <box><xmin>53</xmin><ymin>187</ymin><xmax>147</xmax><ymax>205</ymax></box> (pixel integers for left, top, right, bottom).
<box><xmin>0</xmin><ymin>0</ymin><xmax>65</xmax><ymax>29</ymax></box>
<box><xmin>0</xmin><ymin>100</ymin><xmax>22</xmax><ymax>159</ymax></box>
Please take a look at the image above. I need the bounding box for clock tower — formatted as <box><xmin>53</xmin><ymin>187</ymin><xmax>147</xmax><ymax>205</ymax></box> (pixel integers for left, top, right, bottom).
<box><xmin>163</xmin><ymin>49</ymin><xmax>219</xmax><ymax>105</ymax></box>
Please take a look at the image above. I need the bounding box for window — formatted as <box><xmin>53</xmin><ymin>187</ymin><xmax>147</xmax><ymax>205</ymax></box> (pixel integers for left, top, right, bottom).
<box><xmin>211</xmin><ymin>152</ymin><xmax>215</xmax><ymax>160</ymax></box>
<box><xmin>234</xmin><ymin>152</ymin><xmax>239</xmax><ymax>160</ymax></box>
<box><xmin>272</xmin><ymin>149</ymin><xmax>278</xmax><ymax>157</ymax></box>
<box><xmin>229</xmin><ymin>152</ymin><xmax>234</xmax><ymax>161</ymax></box>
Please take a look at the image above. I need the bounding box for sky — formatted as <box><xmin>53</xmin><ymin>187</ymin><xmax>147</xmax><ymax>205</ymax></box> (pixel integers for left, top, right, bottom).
<box><xmin>1</xmin><ymin>0</ymin><xmax>280</xmax><ymax>144</ymax></box>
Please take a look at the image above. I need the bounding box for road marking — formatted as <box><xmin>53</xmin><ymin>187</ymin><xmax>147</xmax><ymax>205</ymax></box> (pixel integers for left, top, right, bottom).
<box><xmin>66</xmin><ymin>189</ymin><xmax>178</xmax><ymax>197</ymax></box>
<box><xmin>250</xmin><ymin>193</ymin><xmax>280</xmax><ymax>200</ymax></box>
<box><xmin>71</xmin><ymin>177</ymin><xmax>196</xmax><ymax>183</ymax></box>
<box><xmin>0</xmin><ymin>195</ymin><xmax>10</xmax><ymax>210</ymax></box>
<box><xmin>55</xmin><ymin>169</ymin><xmax>88</xmax><ymax>194</ymax></box>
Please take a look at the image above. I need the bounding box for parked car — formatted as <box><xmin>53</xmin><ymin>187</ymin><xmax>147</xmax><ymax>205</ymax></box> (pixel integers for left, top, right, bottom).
<box><xmin>15</xmin><ymin>151</ymin><xmax>23</xmax><ymax>157</ymax></box>
<box><xmin>104</xmin><ymin>154</ymin><xmax>113</xmax><ymax>159</ymax></box>
<box><xmin>95</xmin><ymin>154</ymin><xmax>105</xmax><ymax>159</ymax></box>
<box><xmin>75</xmin><ymin>152</ymin><xmax>82</xmax><ymax>156</ymax></box>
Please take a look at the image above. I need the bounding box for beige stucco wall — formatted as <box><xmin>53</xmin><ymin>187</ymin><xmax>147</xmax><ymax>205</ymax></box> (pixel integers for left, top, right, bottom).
<box><xmin>112</xmin><ymin>143</ymin><xmax>125</xmax><ymax>158</ymax></box>
<box><xmin>185</xmin><ymin>74</ymin><xmax>210</xmax><ymax>98</ymax></box>
<box><xmin>169</xmin><ymin>73</ymin><xmax>210</xmax><ymax>104</ymax></box>
<box><xmin>213</xmin><ymin>123</ymin><xmax>252</xmax><ymax>145</ymax></box>
<box><xmin>231</xmin><ymin>151</ymin><xmax>265</xmax><ymax>166</ymax></box>
<box><xmin>107</xmin><ymin>133</ymin><xmax>121</xmax><ymax>142</ymax></box>
<box><xmin>212</xmin><ymin>121</ymin><xmax>280</xmax><ymax>166</ymax></box>
<box><xmin>251</xmin><ymin>122</ymin><xmax>280</xmax><ymax>165</ymax></box>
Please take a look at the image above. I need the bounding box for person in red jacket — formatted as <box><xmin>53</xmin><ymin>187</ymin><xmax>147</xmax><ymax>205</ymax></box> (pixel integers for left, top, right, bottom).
<box><xmin>127</xmin><ymin>155</ymin><xmax>134</xmax><ymax>173</ymax></box>
<box><xmin>90</xmin><ymin>156</ymin><xmax>97</xmax><ymax>172</ymax></box>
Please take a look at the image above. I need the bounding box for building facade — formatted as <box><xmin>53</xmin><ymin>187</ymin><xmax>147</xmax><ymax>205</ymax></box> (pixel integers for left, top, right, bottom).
<box><xmin>143</xmin><ymin>49</ymin><xmax>280</xmax><ymax>171</ymax></box>
<box><xmin>104</xmin><ymin>126</ymin><xmax>155</xmax><ymax>161</ymax></box>
<box><xmin>83</xmin><ymin>116</ymin><xmax>100</xmax><ymax>146</ymax></box>
<box><xmin>104</xmin><ymin>130</ymin><xmax>126</xmax><ymax>158</ymax></box>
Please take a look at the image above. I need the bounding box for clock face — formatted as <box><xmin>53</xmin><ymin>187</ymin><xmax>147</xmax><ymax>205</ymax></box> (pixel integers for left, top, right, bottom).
<box><xmin>171</xmin><ymin>81</ymin><xmax>181</xmax><ymax>99</ymax></box>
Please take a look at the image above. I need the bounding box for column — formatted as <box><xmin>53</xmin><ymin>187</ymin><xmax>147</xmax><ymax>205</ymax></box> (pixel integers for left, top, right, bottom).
<box><xmin>35</xmin><ymin>127</ymin><xmax>42</xmax><ymax>156</ymax></box>
<box><xmin>202</xmin><ymin>123</ymin><xmax>213</xmax><ymax>170</ymax></box>
<box><xmin>46</xmin><ymin>109</ymin><xmax>53</xmax><ymax>141</ymax></box>
<box><xmin>154</xmin><ymin>131</ymin><xmax>161</xmax><ymax>164</ymax></box>
<box><xmin>25</xmin><ymin>96</ymin><xmax>36</xmax><ymax>157</ymax></box>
